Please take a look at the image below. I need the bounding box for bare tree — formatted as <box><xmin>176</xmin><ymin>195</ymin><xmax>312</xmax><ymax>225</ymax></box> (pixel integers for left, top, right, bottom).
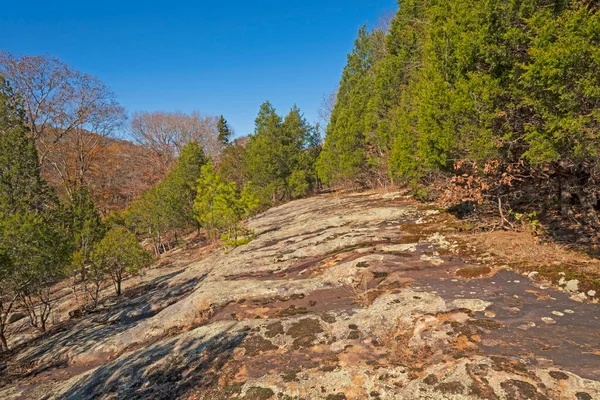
<box><xmin>0</xmin><ymin>52</ymin><xmax>126</xmax><ymax>197</ymax></box>
<box><xmin>129</xmin><ymin>111</ymin><xmax>222</xmax><ymax>176</ymax></box>
<box><xmin>0</xmin><ymin>290</ymin><xmax>18</xmax><ymax>352</ymax></box>
<box><xmin>88</xmin><ymin>139</ymin><xmax>161</xmax><ymax>213</ymax></box>
<box><xmin>374</xmin><ymin>9</ymin><xmax>395</xmax><ymax>33</ymax></box>
<box><xmin>318</xmin><ymin>90</ymin><xmax>337</xmax><ymax>127</ymax></box>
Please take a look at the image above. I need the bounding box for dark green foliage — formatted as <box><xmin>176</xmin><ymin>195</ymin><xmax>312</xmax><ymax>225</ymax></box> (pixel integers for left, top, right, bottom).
<box><xmin>68</xmin><ymin>186</ymin><xmax>105</xmax><ymax>271</ymax></box>
<box><xmin>0</xmin><ymin>80</ymin><xmax>54</xmax><ymax>214</ymax></box>
<box><xmin>319</xmin><ymin>0</ymin><xmax>600</xmax><ymax>226</ymax></box>
<box><xmin>520</xmin><ymin>5</ymin><xmax>600</xmax><ymax>164</ymax></box>
<box><xmin>0</xmin><ymin>77</ymin><xmax>72</xmax><ymax>340</ymax></box>
<box><xmin>244</xmin><ymin>102</ymin><xmax>320</xmax><ymax>208</ymax></box>
<box><xmin>317</xmin><ymin>26</ymin><xmax>387</xmax><ymax>186</ymax></box>
<box><xmin>163</xmin><ymin>140</ymin><xmax>209</xmax><ymax>225</ymax></box>
<box><xmin>218</xmin><ymin>137</ymin><xmax>249</xmax><ymax>189</ymax></box>
<box><xmin>217</xmin><ymin>115</ymin><xmax>233</xmax><ymax>145</ymax></box>
<box><xmin>124</xmin><ymin>141</ymin><xmax>208</xmax><ymax>253</ymax></box>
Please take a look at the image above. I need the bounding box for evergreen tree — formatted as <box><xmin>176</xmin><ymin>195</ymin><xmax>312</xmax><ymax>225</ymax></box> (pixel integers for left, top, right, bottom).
<box><xmin>0</xmin><ymin>77</ymin><xmax>72</xmax><ymax>342</ymax></box>
<box><xmin>217</xmin><ymin>115</ymin><xmax>232</xmax><ymax>145</ymax></box>
<box><xmin>244</xmin><ymin>101</ymin><xmax>319</xmax><ymax>207</ymax></box>
<box><xmin>218</xmin><ymin>137</ymin><xmax>249</xmax><ymax>189</ymax></box>
<box><xmin>519</xmin><ymin>3</ymin><xmax>600</xmax><ymax>225</ymax></box>
<box><xmin>316</xmin><ymin>0</ymin><xmax>600</xmax><ymax>225</ymax></box>
<box><xmin>68</xmin><ymin>186</ymin><xmax>105</xmax><ymax>279</ymax></box>
<box><xmin>123</xmin><ymin>141</ymin><xmax>207</xmax><ymax>253</ymax></box>
<box><xmin>0</xmin><ymin>79</ymin><xmax>53</xmax><ymax>215</ymax></box>
<box><xmin>160</xmin><ymin>140</ymin><xmax>208</xmax><ymax>228</ymax></box>
<box><xmin>281</xmin><ymin>105</ymin><xmax>320</xmax><ymax>198</ymax></box>
<box><xmin>194</xmin><ymin>162</ymin><xmax>258</xmax><ymax>244</ymax></box>
<box><xmin>244</xmin><ymin>101</ymin><xmax>285</xmax><ymax>206</ymax></box>
<box><xmin>316</xmin><ymin>26</ymin><xmax>386</xmax><ymax>186</ymax></box>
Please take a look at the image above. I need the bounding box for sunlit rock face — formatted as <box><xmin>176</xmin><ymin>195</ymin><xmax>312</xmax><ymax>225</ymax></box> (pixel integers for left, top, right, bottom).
<box><xmin>1</xmin><ymin>192</ymin><xmax>599</xmax><ymax>400</ymax></box>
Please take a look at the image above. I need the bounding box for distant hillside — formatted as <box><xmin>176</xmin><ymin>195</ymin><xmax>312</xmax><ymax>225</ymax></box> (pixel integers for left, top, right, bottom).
<box><xmin>40</xmin><ymin>134</ymin><xmax>164</xmax><ymax>215</ymax></box>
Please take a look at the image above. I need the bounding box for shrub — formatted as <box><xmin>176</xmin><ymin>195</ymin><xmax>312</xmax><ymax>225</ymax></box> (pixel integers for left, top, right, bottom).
<box><xmin>91</xmin><ymin>227</ymin><xmax>153</xmax><ymax>296</ymax></box>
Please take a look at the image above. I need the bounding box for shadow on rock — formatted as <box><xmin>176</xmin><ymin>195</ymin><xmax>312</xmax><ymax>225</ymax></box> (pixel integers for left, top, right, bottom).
<box><xmin>7</xmin><ymin>272</ymin><xmax>207</xmax><ymax>381</ymax></box>
<box><xmin>58</xmin><ymin>325</ymin><xmax>247</xmax><ymax>400</ymax></box>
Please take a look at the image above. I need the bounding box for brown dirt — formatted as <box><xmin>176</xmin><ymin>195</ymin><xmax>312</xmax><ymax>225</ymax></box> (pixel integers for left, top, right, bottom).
<box><xmin>466</xmin><ymin>230</ymin><xmax>600</xmax><ymax>292</ymax></box>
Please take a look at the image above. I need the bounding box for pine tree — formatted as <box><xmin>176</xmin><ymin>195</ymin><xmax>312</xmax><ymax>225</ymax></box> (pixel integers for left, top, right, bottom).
<box><xmin>194</xmin><ymin>163</ymin><xmax>258</xmax><ymax>244</ymax></box>
<box><xmin>244</xmin><ymin>101</ymin><xmax>285</xmax><ymax>206</ymax></box>
<box><xmin>281</xmin><ymin>105</ymin><xmax>320</xmax><ymax>198</ymax></box>
<box><xmin>314</xmin><ymin>0</ymin><xmax>600</xmax><ymax>225</ymax></box>
<box><xmin>0</xmin><ymin>79</ymin><xmax>53</xmax><ymax>215</ymax></box>
<box><xmin>123</xmin><ymin>141</ymin><xmax>207</xmax><ymax>253</ymax></box>
<box><xmin>218</xmin><ymin>138</ymin><xmax>249</xmax><ymax>189</ymax></box>
<box><xmin>217</xmin><ymin>115</ymin><xmax>232</xmax><ymax>145</ymax></box>
<box><xmin>160</xmin><ymin>140</ymin><xmax>208</xmax><ymax>229</ymax></box>
<box><xmin>194</xmin><ymin>162</ymin><xmax>232</xmax><ymax>236</ymax></box>
<box><xmin>68</xmin><ymin>186</ymin><xmax>105</xmax><ymax>278</ymax></box>
<box><xmin>316</xmin><ymin>26</ymin><xmax>386</xmax><ymax>187</ymax></box>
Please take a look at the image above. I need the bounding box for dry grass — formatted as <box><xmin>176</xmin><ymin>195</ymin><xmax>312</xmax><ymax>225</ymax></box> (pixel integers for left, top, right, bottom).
<box><xmin>463</xmin><ymin>230</ymin><xmax>600</xmax><ymax>292</ymax></box>
<box><xmin>341</xmin><ymin>272</ymin><xmax>375</xmax><ymax>308</ymax></box>
<box><xmin>474</xmin><ymin>231</ymin><xmax>593</xmax><ymax>265</ymax></box>
<box><xmin>455</xmin><ymin>266</ymin><xmax>492</xmax><ymax>279</ymax></box>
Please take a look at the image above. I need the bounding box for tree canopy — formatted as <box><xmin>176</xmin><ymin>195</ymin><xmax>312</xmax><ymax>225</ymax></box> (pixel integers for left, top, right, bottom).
<box><xmin>0</xmin><ymin>77</ymin><xmax>72</xmax><ymax>344</ymax></box>
<box><xmin>317</xmin><ymin>0</ymin><xmax>600</xmax><ymax>225</ymax></box>
<box><xmin>243</xmin><ymin>101</ymin><xmax>320</xmax><ymax>208</ymax></box>
<box><xmin>123</xmin><ymin>141</ymin><xmax>208</xmax><ymax>254</ymax></box>
<box><xmin>91</xmin><ymin>227</ymin><xmax>152</xmax><ymax>296</ymax></box>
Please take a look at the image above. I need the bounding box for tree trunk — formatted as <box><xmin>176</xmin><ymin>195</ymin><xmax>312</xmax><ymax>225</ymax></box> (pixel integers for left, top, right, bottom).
<box><xmin>559</xmin><ymin>175</ymin><xmax>574</xmax><ymax>219</ymax></box>
<box><xmin>576</xmin><ymin>186</ymin><xmax>600</xmax><ymax>228</ymax></box>
<box><xmin>116</xmin><ymin>279</ymin><xmax>121</xmax><ymax>296</ymax></box>
<box><xmin>94</xmin><ymin>281</ymin><xmax>101</xmax><ymax>307</ymax></box>
<box><xmin>0</xmin><ymin>332</ymin><xmax>8</xmax><ymax>352</ymax></box>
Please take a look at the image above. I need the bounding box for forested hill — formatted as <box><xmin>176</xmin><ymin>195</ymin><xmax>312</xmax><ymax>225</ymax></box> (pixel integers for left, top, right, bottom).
<box><xmin>40</xmin><ymin>134</ymin><xmax>160</xmax><ymax>214</ymax></box>
<box><xmin>317</xmin><ymin>0</ymin><xmax>600</xmax><ymax>230</ymax></box>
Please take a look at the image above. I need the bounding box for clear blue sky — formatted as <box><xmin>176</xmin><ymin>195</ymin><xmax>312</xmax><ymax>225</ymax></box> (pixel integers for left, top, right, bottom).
<box><xmin>1</xmin><ymin>0</ymin><xmax>397</xmax><ymax>138</ymax></box>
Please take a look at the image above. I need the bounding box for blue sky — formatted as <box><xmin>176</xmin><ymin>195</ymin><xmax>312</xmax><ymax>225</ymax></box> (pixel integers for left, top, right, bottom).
<box><xmin>1</xmin><ymin>0</ymin><xmax>396</xmax><ymax>138</ymax></box>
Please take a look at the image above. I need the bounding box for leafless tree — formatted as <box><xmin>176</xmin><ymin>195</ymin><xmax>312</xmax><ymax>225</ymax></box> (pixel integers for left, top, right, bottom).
<box><xmin>0</xmin><ymin>52</ymin><xmax>126</xmax><ymax>198</ymax></box>
<box><xmin>19</xmin><ymin>286</ymin><xmax>54</xmax><ymax>332</ymax></box>
<box><xmin>0</xmin><ymin>291</ymin><xmax>18</xmax><ymax>351</ymax></box>
<box><xmin>375</xmin><ymin>9</ymin><xmax>395</xmax><ymax>33</ymax></box>
<box><xmin>88</xmin><ymin>139</ymin><xmax>161</xmax><ymax>213</ymax></box>
<box><xmin>318</xmin><ymin>90</ymin><xmax>337</xmax><ymax>127</ymax></box>
<box><xmin>129</xmin><ymin>111</ymin><xmax>222</xmax><ymax>176</ymax></box>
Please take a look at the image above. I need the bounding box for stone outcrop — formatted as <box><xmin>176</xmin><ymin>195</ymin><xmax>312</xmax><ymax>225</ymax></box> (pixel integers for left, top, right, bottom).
<box><xmin>1</xmin><ymin>192</ymin><xmax>599</xmax><ymax>399</ymax></box>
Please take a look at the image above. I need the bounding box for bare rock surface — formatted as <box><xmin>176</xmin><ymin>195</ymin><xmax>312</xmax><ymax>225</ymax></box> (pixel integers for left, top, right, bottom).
<box><xmin>1</xmin><ymin>192</ymin><xmax>599</xmax><ymax>399</ymax></box>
